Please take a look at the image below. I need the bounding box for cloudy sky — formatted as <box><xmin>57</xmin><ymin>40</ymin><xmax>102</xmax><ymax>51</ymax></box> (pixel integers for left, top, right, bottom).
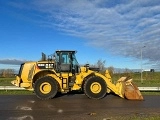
<box><xmin>0</xmin><ymin>0</ymin><xmax>160</xmax><ymax>71</ymax></box>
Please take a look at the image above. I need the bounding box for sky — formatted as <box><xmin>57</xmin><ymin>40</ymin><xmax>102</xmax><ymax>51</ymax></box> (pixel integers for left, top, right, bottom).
<box><xmin>0</xmin><ymin>0</ymin><xmax>160</xmax><ymax>71</ymax></box>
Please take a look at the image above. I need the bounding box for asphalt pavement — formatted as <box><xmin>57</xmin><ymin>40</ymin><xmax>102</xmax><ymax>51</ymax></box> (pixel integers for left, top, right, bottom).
<box><xmin>0</xmin><ymin>94</ymin><xmax>160</xmax><ymax>120</ymax></box>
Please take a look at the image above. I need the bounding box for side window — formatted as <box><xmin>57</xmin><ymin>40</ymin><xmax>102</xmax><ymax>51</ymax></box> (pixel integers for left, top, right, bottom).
<box><xmin>72</xmin><ymin>54</ymin><xmax>78</xmax><ymax>65</ymax></box>
<box><xmin>61</xmin><ymin>53</ymin><xmax>70</xmax><ymax>64</ymax></box>
<box><xmin>54</xmin><ymin>52</ymin><xmax>60</xmax><ymax>62</ymax></box>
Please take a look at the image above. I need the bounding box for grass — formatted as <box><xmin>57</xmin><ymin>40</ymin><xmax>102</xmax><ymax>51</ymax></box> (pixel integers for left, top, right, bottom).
<box><xmin>0</xmin><ymin>77</ymin><xmax>33</xmax><ymax>95</ymax></box>
<box><xmin>0</xmin><ymin>77</ymin><xmax>15</xmax><ymax>86</ymax></box>
<box><xmin>141</xmin><ymin>92</ymin><xmax>160</xmax><ymax>95</ymax></box>
<box><xmin>134</xmin><ymin>80</ymin><xmax>160</xmax><ymax>87</ymax></box>
<box><xmin>0</xmin><ymin>90</ymin><xmax>34</xmax><ymax>95</ymax></box>
<box><xmin>112</xmin><ymin>72</ymin><xmax>160</xmax><ymax>87</ymax></box>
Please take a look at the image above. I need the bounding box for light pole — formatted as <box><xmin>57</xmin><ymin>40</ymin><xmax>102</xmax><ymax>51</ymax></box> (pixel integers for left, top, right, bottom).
<box><xmin>140</xmin><ymin>45</ymin><xmax>145</xmax><ymax>84</ymax></box>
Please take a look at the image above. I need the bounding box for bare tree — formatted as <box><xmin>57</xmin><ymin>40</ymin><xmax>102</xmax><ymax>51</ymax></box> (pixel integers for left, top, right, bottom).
<box><xmin>0</xmin><ymin>69</ymin><xmax>15</xmax><ymax>77</ymax></box>
<box><xmin>41</xmin><ymin>52</ymin><xmax>46</xmax><ymax>61</ymax></box>
<box><xmin>96</xmin><ymin>59</ymin><xmax>106</xmax><ymax>71</ymax></box>
<box><xmin>107</xmin><ymin>66</ymin><xmax>114</xmax><ymax>76</ymax></box>
<box><xmin>122</xmin><ymin>68</ymin><xmax>133</xmax><ymax>78</ymax></box>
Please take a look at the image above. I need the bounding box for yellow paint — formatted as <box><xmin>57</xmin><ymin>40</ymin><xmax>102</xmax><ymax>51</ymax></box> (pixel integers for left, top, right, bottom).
<box><xmin>90</xmin><ymin>82</ymin><xmax>101</xmax><ymax>94</ymax></box>
<box><xmin>40</xmin><ymin>82</ymin><xmax>51</xmax><ymax>94</ymax></box>
<box><xmin>11</xmin><ymin>59</ymin><xmax>143</xmax><ymax>100</ymax></box>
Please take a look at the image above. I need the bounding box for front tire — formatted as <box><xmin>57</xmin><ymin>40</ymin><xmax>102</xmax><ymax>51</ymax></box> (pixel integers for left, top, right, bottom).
<box><xmin>83</xmin><ymin>76</ymin><xmax>107</xmax><ymax>99</ymax></box>
<box><xmin>34</xmin><ymin>76</ymin><xmax>58</xmax><ymax>100</ymax></box>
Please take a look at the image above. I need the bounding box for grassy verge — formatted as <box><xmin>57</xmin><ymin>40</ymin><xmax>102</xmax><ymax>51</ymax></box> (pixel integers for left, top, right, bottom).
<box><xmin>0</xmin><ymin>77</ymin><xmax>34</xmax><ymax>95</ymax></box>
<box><xmin>133</xmin><ymin>79</ymin><xmax>160</xmax><ymax>87</ymax></box>
<box><xmin>0</xmin><ymin>90</ymin><xmax>34</xmax><ymax>95</ymax></box>
<box><xmin>141</xmin><ymin>92</ymin><xmax>160</xmax><ymax>95</ymax></box>
<box><xmin>0</xmin><ymin>77</ymin><xmax>14</xmax><ymax>86</ymax></box>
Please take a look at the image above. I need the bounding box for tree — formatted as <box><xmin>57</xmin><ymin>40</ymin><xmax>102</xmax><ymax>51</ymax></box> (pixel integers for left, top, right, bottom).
<box><xmin>122</xmin><ymin>68</ymin><xmax>133</xmax><ymax>78</ymax></box>
<box><xmin>41</xmin><ymin>52</ymin><xmax>46</xmax><ymax>61</ymax></box>
<box><xmin>107</xmin><ymin>66</ymin><xmax>114</xmax><ymax>76</ymax></box>
<box><xmin>0</xmin><ymin>69</ymin><xmax>15</xmax><ymax>77</ymax></box>
<box><xmin>96</xmin><ymin>59</ymin><xmax>106</xmax><ymax>71</ymax></box>
<box><xmin>2</xmin><ymin>69</ymin><xmax>6</xmax><ymax>77</ymax></box>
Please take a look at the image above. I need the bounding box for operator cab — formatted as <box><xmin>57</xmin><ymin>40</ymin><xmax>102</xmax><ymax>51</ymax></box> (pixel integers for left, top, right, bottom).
<box><xmin>54</xmin><ymin>50</ymin><xmax>79</xmax><ymax>74</ymax></box>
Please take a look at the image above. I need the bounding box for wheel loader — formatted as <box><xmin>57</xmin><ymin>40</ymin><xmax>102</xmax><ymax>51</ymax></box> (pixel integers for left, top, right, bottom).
<box><xmin>11</xmin><ymin>50</ymin><xmax>143</xmax><ymax>100</ymax></box>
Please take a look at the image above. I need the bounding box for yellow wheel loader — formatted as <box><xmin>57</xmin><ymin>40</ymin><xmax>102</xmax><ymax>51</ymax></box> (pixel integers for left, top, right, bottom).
<box><xmin>11</xmin><ymin>50</ymin><xmax>143</xmax><ymax>100</ymax></box>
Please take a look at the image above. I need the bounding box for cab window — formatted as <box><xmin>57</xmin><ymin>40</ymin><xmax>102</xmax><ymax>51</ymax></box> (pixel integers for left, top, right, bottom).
<box><xmin>61</xmin><ymin>52</ymin><xmax>70</xmax><ymax>64</ymax></box>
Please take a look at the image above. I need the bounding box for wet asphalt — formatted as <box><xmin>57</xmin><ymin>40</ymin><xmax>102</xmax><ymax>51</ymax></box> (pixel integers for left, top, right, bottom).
<box><xmin>0</xmin><ymin>94</ymin><xmax>160</xmax><ymax>120</ymax></box>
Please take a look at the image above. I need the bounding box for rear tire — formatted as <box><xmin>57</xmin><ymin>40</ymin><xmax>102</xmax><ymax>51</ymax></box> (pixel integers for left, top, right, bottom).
<box><xmin>34</xmin><ymin>76</ymin><xmax>58</xmax><ymax>100</ymax></box>
<box><xmin>83</xmin><ymin>76</ymin><xmax>107</xmax><ymax>99</ymax></box>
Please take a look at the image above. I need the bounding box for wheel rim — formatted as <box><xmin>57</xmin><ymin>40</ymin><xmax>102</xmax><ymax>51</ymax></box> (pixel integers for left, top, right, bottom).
<box><xmin>90</xmin><ymin>82</ymin><xmax>102</xmax><ymax>94</ymax></box>
<box><xmin>40</xmin><ymin>82</ymin><xmax>51</xmax><ymax>94</ymax></box>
